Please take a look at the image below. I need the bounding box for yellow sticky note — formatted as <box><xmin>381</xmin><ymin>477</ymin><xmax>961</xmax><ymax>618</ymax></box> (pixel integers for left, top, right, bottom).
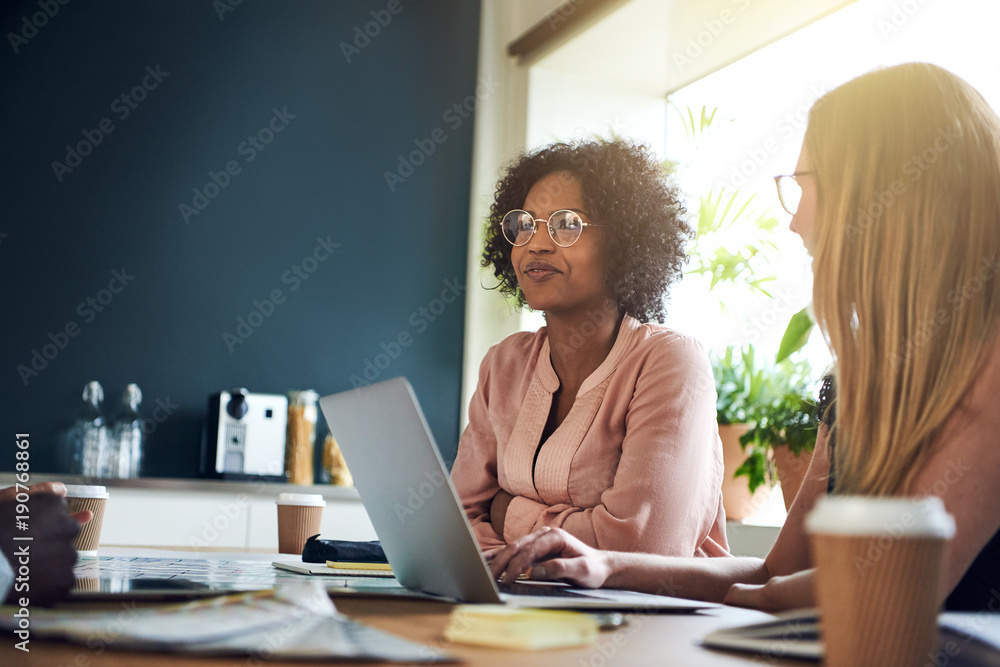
<box><xmin>444</xmin><ymin>605</ymin><xmax>599</xmax><ymax>651</ymax></box>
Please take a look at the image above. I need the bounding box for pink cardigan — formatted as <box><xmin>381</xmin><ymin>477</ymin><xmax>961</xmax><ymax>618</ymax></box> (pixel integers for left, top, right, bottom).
<box><xmin>451</xmin><ymin>315</ymin><xmax>729</xmax><ymax>557</ymax></box>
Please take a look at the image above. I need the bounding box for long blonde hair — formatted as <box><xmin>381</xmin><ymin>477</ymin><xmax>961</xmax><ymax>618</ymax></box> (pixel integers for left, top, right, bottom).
<box><xmin>807</xmin><ymin>63</ymin><xmax>1000</xmax><ymax>495</ymax></box>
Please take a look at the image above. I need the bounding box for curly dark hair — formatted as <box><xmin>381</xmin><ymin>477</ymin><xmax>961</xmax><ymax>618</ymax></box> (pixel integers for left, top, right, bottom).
<box><xmin>481</xmin><ymin>138</ymin><xmax>691</xmax><ymax>324</ymax></box>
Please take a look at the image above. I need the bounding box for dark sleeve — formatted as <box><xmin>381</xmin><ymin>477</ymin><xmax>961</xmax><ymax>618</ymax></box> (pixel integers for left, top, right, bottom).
<box><xmin>817</xmin><ymin>374</ymin><xmax>838</xmax><ymax>494</ymax></box>
<box><xmin>816</xmin><ymin>373</ymin><xmax>837</xmax><ymax>429</ymax></box>
<box><xmin>945</xmin><ymin>529</ymin><xmax>1000</xmax><ymax>611</ymax></box>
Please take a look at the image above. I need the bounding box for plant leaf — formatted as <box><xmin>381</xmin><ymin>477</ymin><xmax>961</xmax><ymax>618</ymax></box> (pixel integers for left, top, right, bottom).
<box><xmin>776</xmin><ymin>307</ymin><xmax>815</xmax><ymax>363</ymax></box>
<box><xmin>734</xmin><ymin>449</ymin><xmax>770</xmax><ymax>493</ymax></box>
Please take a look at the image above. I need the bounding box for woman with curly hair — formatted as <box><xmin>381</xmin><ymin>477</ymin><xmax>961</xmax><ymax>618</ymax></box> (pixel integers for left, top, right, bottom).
<box><xmin>450</xmin><ymin>138</ymin><xmax>729</xmax><ymax>558</ymax></box>
<box><xmin>488</xmin><ymin>63</ymin><xmax>1000</xmax><ymax>613</ymax></box>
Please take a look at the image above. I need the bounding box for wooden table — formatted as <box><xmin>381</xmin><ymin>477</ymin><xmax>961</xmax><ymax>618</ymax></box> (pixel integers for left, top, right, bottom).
<box><xmin>3</xmin><ymin>595</ymin><xmax>812</xmax><ymax>666</ymax></box>
<box><xmin>2</xmin><ymin>545</ymin><xmax>810</xmax><ymax>665</ymax></box>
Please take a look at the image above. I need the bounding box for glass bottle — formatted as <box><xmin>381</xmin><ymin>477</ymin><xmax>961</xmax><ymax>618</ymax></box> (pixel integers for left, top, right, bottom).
<box><xmin>109</xmin><ymin>383</ymin><xmax>143</xmax><ymax>478</ymax></box>
<box><xmin>319</xmin><ymin>429</ymin><xmax>332</xmax><ymax>485</ymax></box>
<box><xmin>74</xmin><ymin>381</ymin><xmax>108</xmax><ymax>477</ymax></box>
<box><xmin>285</xmin><ymin>390</ymin><xmax>319</xmax><ymax>485</ymax></box>
<box><xmin>322</xmin><ymin>430</ymin><xmax>353</xmax><ymax>487</ymax></box>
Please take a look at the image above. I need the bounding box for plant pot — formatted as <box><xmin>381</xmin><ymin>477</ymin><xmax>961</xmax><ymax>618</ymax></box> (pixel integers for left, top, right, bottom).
<box><xmin>772</xmin><ymin>443</ymin><xmax>813</xmax><ymax>512</ymax></box>
<box><xmin>718</xmin><ymin>423</ymin><xmax>774</xmax><ymax>522</ymax></box>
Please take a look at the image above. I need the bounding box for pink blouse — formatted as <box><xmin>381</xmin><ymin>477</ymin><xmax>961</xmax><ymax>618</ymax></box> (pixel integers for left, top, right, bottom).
<box><xmin>451</xmin><ymin>315</ymin><xmax>729</xmax><ymax>557</ymax></box>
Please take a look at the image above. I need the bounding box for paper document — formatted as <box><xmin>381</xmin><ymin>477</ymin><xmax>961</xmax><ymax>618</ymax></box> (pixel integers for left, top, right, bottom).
<box><xmin>1</xmin><ymin>581</ymin><xmax>453</xmax><ymax>662</ymax></box>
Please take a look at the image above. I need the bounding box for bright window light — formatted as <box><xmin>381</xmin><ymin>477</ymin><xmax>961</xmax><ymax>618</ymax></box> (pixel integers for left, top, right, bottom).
<box><xmin>666</xmin><ymin>0</ymin><xmax>1000</xmax><ymax>375</ymax></box>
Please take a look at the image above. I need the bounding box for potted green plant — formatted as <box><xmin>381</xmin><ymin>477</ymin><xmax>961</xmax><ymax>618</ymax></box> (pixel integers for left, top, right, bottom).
<box><xmin>737</xmin><ymin>387</ymin><xmax>818</xmax><ymax>511</ymax></box>
<box><xmin>673</xmin><ymin>103</ymin><xmax>818</xmax><ymax>517</ymax></box>
<box><xmin>739</xmin><ymin>304</ymin><xmax>821</xmax><ymax>510</ymax></box>
<box><xmin>712</xmin><ymin>345</ymin><xmax>777</xmax><ymax>521</ymax></box>
<box><xmin>713</xmin><ymin>346</ymin><xmax>819</xmax><ymax>517</ymax></box>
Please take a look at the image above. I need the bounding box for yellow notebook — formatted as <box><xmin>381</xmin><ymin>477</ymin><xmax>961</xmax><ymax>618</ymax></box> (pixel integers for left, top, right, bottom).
<box><xmin>326</xmin><ymin>561</ymin><xmax>392</xmax><ymax>571</ymax></box>
<box><xmin>272</xmin><ymin>561</ymin><xmax>393</xmax><ymax>578</ymax></box>
<box><xmin>444</xmin><ymin>605</ymin><xmax>599</xmax><ymax>651</ymax></box>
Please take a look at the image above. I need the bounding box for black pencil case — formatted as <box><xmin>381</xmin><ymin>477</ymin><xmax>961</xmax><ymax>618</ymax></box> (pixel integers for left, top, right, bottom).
<box><xmin>300</xmin><ymin>535</ymin><xmax>388</xmax><ymax>563</ymax></box>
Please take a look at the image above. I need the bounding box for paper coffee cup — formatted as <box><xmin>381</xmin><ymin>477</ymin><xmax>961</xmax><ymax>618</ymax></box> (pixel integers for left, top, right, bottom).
<box><xmin>72</xmin><ymin>577</ymin><xmax>101</xmax><ymax>593</ymax></box>
<box><xmin>276</xmin><ymin>493</ymin><xmax>325</xmax><ymax>555</ymax></box>
<box><xmin>807</xmin><ymin>496</ymin><xmax>955</xmax><ymax>666</ymax></box>
<box><xmin>64</xmin><ymin>485</ymin><xmax>109</xmax><ymax>558</ymax></box>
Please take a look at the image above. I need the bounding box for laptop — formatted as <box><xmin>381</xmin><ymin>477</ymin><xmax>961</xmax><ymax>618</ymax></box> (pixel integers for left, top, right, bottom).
<box><xmin>319</xmin><ymin>377</ymin><xmax>716</xmax><ymax>611</ymax></box>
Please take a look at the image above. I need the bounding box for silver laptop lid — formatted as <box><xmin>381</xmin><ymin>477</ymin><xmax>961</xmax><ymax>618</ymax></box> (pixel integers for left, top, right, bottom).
<box><xmin>320</xmin><ymin>377</ymin><xmax>501</xmax><ymax>603</ymax></box>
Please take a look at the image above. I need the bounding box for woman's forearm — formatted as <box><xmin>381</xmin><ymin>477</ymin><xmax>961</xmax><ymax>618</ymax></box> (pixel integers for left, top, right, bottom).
<box><xmin>602</xmin><ymin>552</ymin><xmax>771</xmax><ymax>602</ymax></box>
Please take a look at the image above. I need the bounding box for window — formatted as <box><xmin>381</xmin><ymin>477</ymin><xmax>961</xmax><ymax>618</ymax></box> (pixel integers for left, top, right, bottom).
<box><xmin>520</xmin><ymin>0</ymin><xmax>1000</xmax><ymax>369</ymax></box>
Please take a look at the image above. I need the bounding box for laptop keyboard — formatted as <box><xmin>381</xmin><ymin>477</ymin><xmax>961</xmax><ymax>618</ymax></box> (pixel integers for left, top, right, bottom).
<box><xmin>498</xmin><ymin>583</ymin><xmax>591</xmax><ymax>598</ymax></box>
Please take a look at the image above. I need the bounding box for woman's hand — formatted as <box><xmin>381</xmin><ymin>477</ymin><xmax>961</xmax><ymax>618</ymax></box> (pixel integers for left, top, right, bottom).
<box><xmin>488</xmin><ymin>527</ymin><xmax>612</xmax><ymax>588</ymax></box>
<box><xmin>724</xmin><ymin>568</ymin><xmax>816</xmax><ymax>612</ymax></box>
<box><xmin>0</xmin><ymin>486</ymin><xmax>85</xmax><ymax>604</ymax></box>
<box><xmin>0</xmin><ymin>481</ymin><xmax>92</xmax><ymax>525</ymax></box>
<box><xmin>490</xmin><ymin>489</ymin><xmax>514</xmax><ymax>537</ymax></box>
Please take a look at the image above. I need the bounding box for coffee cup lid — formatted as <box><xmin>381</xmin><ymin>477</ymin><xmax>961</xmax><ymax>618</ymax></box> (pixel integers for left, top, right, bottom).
<box><xmin>64</xmin><ymin>484</ymin><xmax>109</xmax><ymax>499</ymax></box>
<box><xmin>276</xmin><ymin>493</ymin><xmax>325</xmax><ymax>506</ymax></box>
<box><xmin>806</xmin><ymin>495</ymin><xmax>955</xmax><ymax>538</ymax></box>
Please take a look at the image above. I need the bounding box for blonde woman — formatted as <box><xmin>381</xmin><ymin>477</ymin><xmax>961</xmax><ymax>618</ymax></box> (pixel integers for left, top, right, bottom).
<box><xmin>487</xmin><ymin>63</ymin><xmax>1000</xmax><ymax>612</ymax></box>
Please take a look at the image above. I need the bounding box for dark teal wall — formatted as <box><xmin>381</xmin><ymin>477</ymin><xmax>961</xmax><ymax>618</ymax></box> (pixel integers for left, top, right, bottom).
<box><xmin>2</xmin><ymin>0</ymin><xmax>480</xmax><ymax>477</ymax></box>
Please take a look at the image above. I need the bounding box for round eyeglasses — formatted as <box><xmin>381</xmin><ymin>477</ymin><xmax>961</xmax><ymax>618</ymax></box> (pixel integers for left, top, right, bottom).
<box><xmin>500</xmin><ymin>209</ymin><xmax>597</xmax><ymax>248</ymax></box>
<box><xmin>773</xmin><ymin>171</ymin><xmax>816</xmax><ymax>215</ymax></box>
